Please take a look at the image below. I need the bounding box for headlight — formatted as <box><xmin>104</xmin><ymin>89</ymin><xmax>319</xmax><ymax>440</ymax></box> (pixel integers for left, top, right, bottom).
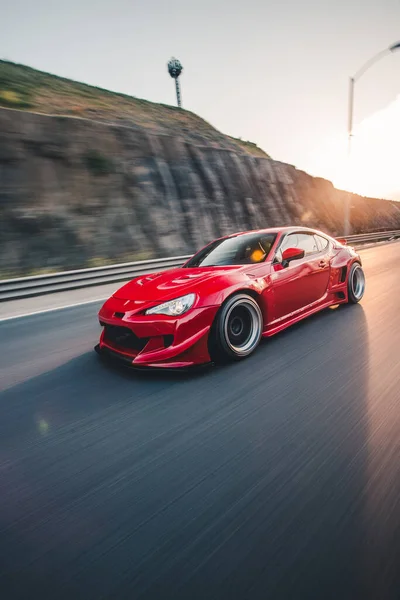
<box><xmin>145</xmin><ymin>293</ymin><xmax>196</xmax><ymax>316</ymax></box>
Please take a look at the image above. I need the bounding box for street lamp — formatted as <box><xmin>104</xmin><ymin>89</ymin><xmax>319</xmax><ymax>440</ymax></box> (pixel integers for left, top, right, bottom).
<box><xmin>167</xmin><ymin>57</ymin><xmax>183</xmax><ymax>108</ymax></box>
<box><xmin>344</xmin><ymin>40</ymin><xmax>400</xmax><ymax>235</ymax></box>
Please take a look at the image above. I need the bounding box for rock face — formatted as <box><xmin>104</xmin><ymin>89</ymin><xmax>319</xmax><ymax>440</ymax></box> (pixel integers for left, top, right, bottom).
<box><xmin>1</xmin><ymin>108</ymin><xmax>400</xmax><ymax>277</ymax></box>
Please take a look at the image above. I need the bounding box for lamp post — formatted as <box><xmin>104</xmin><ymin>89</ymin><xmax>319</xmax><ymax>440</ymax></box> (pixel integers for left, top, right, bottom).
<box><xmin>167</xmin><ymin>57</ymin><xmax>183</xmax><ymax>108</ymax></box>
<box><xmin>344</xmin><ymin>40</ymin><xmax>400</xmax><ymax>235</ymax></box>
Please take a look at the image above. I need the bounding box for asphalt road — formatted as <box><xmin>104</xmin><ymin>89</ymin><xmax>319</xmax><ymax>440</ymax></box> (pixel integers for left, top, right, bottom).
<box><xmin>1</xmin><ymin>243</ymin><xmax>400</xmax><ymax>600</ymax></box>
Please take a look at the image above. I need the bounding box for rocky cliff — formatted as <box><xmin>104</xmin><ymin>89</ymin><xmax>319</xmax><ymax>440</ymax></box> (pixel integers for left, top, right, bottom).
<box><xmin>1</xmin><ymin>107</ymin><xmax>400</xmax><ymax>278</ymax></box>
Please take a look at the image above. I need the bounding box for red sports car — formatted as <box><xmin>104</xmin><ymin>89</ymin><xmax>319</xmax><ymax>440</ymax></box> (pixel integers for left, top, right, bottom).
<box><xmin>95</xmin><ymin>227</ymin><xmax>365</xmax><ymax>369</ymax></box>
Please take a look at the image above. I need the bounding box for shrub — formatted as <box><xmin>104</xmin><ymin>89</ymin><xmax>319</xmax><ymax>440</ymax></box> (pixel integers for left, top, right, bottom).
<box><xmin>84</xmin><ymin>150</ymin><xmax>114</xmax><ymax>176</ymax></box>
<box><xmin>0</xmin><ymin>89</ymin><xmax>32</xmax><ymax>109</ymax></box>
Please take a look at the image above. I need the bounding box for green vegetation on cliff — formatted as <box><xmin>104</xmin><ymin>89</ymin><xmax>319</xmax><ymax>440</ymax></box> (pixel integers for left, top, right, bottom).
<box><xmin>0</xmin><ymin>60</ymin><xmax>268</xmax><ymax>157</ymax></box>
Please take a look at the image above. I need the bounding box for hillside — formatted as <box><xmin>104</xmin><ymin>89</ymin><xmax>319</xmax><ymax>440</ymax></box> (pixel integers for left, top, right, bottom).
<box><xmin>0</xmin><ymin>60</ymin><xmax>268</xmax><ymax>158</ymax></box>
<box><xmin>1</xmin><ymin>61</ymin><xmax>400</xmax><ymax>278</ymax></box>
<box><xmin>2</xmin><ymin>105</ymin><xmax>400</xmax><ymax>278</ymax></box>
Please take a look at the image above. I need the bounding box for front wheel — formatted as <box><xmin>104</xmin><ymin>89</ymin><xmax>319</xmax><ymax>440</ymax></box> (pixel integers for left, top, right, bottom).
<box><xmin>209</xmin><ymin>293</ymin><xmax>263</xmax><ymax>363</ymax></box>
<box><xmin>347</xmin><ymin>263</ymin><xmax>365</xmax><ymax>303</ymax></box>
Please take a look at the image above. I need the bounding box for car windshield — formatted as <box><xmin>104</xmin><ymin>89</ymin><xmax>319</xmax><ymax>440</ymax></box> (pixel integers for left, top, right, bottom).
<box><xmin>184</xmin><ymin>233</ymin><xmax>277</xmax><ymax>267</ymax></box>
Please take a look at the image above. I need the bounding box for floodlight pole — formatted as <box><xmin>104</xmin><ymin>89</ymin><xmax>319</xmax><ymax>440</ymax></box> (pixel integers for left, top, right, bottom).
<box><xmin>344</xmin><ymin>41</ymin><xmax>400</xmax><ymax>235</ymax></box>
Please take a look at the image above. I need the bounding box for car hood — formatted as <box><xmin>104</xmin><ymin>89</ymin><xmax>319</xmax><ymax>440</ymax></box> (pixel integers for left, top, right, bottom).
<box><xmin>113</xmin><ymin>266</ymin><xmax>245</xmax><ymax>303</ymax></box>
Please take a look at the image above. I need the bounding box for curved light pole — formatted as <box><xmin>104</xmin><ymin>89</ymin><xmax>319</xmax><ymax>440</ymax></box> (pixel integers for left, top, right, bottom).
<box><xmin>344</xmin><ymin>40</ymin><xmax>400</xmax><ymax>235</ymax></box>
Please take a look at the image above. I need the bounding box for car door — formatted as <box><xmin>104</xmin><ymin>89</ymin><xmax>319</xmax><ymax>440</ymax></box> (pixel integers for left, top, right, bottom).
<box><xmin>270</xmin><ymin>232</ymin><xmax>331</xmax><ymax>322</ymax></box>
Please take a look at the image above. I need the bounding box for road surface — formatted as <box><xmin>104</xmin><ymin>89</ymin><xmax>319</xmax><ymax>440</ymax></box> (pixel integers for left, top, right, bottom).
<box><xmin>1</xmin><ymin>243</ymin><xmax>400</xmax><ymax>599</ymax></box>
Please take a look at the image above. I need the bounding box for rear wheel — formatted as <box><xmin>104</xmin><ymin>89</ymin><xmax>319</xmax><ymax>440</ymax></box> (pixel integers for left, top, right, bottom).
<box><xmin>209</xmin><ymin>293</ymin><xmax>263</xmax><ymax>363</ymax></box>
<box><xmin>347</xmin><ymin>263</ymin><xmax>365</xmax><ymax>303</ymax></box>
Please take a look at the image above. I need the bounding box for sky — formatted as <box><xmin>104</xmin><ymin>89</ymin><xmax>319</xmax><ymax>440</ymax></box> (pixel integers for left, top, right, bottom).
<box><xmin>1</xmin><ymin>0</ymin><xmax>399</xmax><ymax>198</ymax></box>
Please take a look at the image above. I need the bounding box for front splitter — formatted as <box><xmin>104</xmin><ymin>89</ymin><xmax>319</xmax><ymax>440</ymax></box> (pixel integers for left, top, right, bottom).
<box><xmin>94</xmin><ymin>344</ymin><xmax>213</xmax><ymax>372</ymax></box>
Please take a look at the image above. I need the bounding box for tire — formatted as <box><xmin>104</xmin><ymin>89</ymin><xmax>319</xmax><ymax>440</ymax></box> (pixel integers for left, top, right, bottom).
<box><xmin>347</xmin><ymin>262</ymin><xmax>365</xmax><ymax>304</ymax></box>
<box><xmin>209</xmin><ymin>293</ymin><xmax>263</xmax><ymax>363</ymax></box>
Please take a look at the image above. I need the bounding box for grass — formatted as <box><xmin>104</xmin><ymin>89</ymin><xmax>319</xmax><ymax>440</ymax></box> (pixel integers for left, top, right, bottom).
<box><xmin>0</xmin><ymin>266</ymin><xmax>59</xmax><ymax>280</ymax></box>
<box><xmin>0</xmin><ymin>60</ymin><xmax>270</xmax><ymax>157</ymax></box>
<box><xmin>0</xmin><ymin>251</ymin><xmax>157</xmax><ymax>280</ymax></box>
<box><xmin>86</xmin><ymin>251</ymin><xmax>155</xmax><ymax>268</ymax></box>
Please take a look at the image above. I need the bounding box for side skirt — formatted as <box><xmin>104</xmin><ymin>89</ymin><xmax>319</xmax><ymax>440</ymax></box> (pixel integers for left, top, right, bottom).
<box><xmin>262</xmin><ymin>297</ymin><xmax>347</xmax><ymax>338</ymax></box>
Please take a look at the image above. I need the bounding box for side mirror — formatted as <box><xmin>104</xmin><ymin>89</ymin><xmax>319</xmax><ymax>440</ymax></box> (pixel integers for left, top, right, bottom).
<box><xmin>336</xmin><ymin>238</ymin><xmax>347</xmax><ymax>246</ymax></box>
<box><xmin>281</xmin><ymin>247</ymin><xmax>305</xmax><ymax>266</ymax></box>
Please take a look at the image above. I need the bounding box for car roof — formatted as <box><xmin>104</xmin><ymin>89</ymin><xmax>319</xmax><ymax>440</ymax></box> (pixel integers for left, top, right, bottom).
<box><xmin>226</xmin><ymin>226</ymin><xmax>331</xmax><ymax>239</ymax></box>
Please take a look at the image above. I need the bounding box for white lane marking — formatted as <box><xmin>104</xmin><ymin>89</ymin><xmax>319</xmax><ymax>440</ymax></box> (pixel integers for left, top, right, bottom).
<box><xmin>0</xmin><ymin>297</ymin><xmax>108</xmax><ymax>323</ymax></box>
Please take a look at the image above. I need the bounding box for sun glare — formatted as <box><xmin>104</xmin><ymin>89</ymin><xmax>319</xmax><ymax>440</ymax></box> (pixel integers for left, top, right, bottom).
<box><xmin>309</xmin><ymin>95</ymin><xmax>400</xmax><ymax>200</ymax></box>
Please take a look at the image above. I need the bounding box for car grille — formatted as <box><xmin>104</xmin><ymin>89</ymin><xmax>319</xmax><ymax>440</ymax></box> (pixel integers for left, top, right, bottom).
<box><xmin>103</xmin><ymin>325</ymin><xmax>149</xmax><ymax>352</ymax></box>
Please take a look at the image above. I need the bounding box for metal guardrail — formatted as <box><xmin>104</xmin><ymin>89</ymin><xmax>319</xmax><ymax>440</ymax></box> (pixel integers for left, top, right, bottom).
<box><xmin>1</xmin><ymin>230</ymin><xmax>400</xmax><ymax>302</ymax></box>
<box><xmin>344</xmin><ymin>230</ymin><xmax>400</xmax><ymax>244</ymax></box>
<box><xmin>0</xmin><ymin>255</ymin><xmax>191</xmax><ymax>302</ymax></box>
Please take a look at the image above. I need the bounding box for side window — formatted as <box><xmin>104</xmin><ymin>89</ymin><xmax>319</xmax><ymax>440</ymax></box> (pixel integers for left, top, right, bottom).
<box><xmin>296</xmin><ymin>233</ymin><xmax>319</xmax><ymax>255</ymax></box>
<box><xmin>275</xmin><ymin>234</ymin><xmax>298</xmax><ymax>262</ymax></box>
<box><xmin>315</xmin><ymin>235</ymin><xmax>329</xmax><ymax>251</ymax></box>
<box><xmin>281</xmin><ymin>234</ymin><xmax>299</xmax><ymax>251</ymax></box>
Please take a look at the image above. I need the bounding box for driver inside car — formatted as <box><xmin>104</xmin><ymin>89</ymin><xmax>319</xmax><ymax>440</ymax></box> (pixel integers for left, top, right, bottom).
<box><xmin>245</xmin><ymin>238</ymin><xmax>272</xmax><ymax>263</ymax></box>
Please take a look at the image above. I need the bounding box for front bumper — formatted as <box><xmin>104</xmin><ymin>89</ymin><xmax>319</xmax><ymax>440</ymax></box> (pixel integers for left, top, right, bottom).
<box><xmin>96</xmin><ymin>297</ymin><xmax>219</xmax><ymax>368</ymax></box>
